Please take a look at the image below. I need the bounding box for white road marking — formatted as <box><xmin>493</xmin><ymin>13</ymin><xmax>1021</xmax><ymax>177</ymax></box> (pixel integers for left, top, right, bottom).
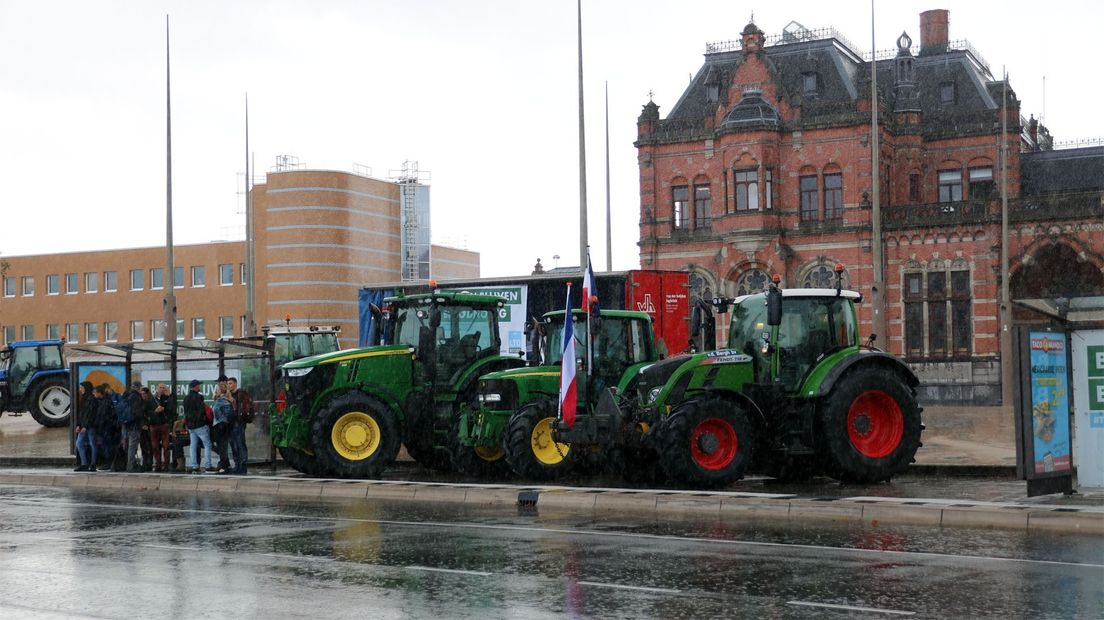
<box><xmin>405</xmin><ymin>565</ymin><xmax>492</xmax><ymax>577</ymax></box>
<box><xmin>787</xmin><ymin>600</ymin><xmax>915</xmax><ymax>615</ymax></box>
<box><xmin>577</xmin><ymin>581</ymin><xmax>680</xmax><ymax>595</ymax></box>
<box><xmin>138</xmin><ymin>544</ymin><xmax>200</xmax><ymax>552</ymax></box>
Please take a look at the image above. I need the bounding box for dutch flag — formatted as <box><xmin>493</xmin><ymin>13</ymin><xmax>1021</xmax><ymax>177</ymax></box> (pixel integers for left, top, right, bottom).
<box><xmin>559</xmin><ymin>283</ymin><xmax>577</xmax><ymax>427</ymax></box>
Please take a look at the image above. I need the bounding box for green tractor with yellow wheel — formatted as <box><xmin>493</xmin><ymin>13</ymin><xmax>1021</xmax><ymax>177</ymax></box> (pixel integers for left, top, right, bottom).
<box><xmin>271</xmin><ymin>291</ymin><xmax>525</xmax><ymax>478</ymax></box>
<box><xmin>551</xmin><ymin>268</ymin><xmax>923</xmax><ymax>488</ymax></box>
<box><xmin>460</xmin><ymin>309</ymin><xmax>658</xmax><ymax>480</ymax></box>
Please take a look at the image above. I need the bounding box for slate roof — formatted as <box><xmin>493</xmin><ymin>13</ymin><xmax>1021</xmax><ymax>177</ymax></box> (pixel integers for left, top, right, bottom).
<box><xmin>660</xmin><ymin>33</ymin><xmax>999</xmax><ymax>133</ymax></box>
<box><xmin>1020</xmin><ymin>147</ymin><xmax>1104</xmax><ymax>195</ymax></box>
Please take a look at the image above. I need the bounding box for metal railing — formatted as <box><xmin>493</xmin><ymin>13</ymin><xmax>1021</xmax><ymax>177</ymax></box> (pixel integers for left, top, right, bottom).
<box><xmin>706</xmin><ymin>26</ymin><xmax>862</xmax><ymax>58</ymax></box>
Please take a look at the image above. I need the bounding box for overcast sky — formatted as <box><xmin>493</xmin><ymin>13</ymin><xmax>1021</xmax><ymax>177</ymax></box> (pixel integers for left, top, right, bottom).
<box><xmin>2</xmin><ymin>1</ymin><xmax>1100</xmax><ymax>277</ymax></box>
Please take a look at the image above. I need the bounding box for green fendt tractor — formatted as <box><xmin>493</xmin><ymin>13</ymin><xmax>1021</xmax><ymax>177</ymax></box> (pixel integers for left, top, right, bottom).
<box><xmin>271</xmin><ymin>291</ymin><xmax>526</xmax><ymax>478</ymax></box>
<box><xmin>551</xmin><ymin>270</ymin><xmax>923</xmax><ymax>488</ymax></box>
<box><xmin>455</xmin><ymin>309</ymin><xmax>657</xmax><ymax>478</ymax></box>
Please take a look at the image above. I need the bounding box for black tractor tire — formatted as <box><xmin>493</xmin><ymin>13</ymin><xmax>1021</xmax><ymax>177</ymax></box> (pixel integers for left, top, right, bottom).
<box><xmin>820</xmin><ymin>367</ymin><xmax>923</xmax><ymax>483</ymax></box>
<box><xmin>310</xmin><ymin>393</ymin><xmax>400</xmax><ymax>479</ymax></box>
<box><xmin>277</xmin><ymin>445</ymin><xmax>328</xmax><ymax>477</ymax></box>
<box><xmin>29</xmin><ymin>376</ymin><xmax>71</xmax><ymax>427</ymax></box>
<box><xmin>448</xmin><ymin>417</ymin><xmax>510</xmax><ymax>479</ymax></box>
<box><xmin>656</xmin><ymin>393</ymin><xmax>752</xmax><ymax>489</ymax></box>
<box><xmin>503</xmin><ymin>399</ymin><xmax>573</xmax><ymax>481</ymax></box>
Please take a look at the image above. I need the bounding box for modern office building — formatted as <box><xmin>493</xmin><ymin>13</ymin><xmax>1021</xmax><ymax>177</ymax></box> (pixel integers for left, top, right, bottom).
<box><xmin>0</xmin><ymin>168</ymin><xmax>479</xmax><ymax>349</ymax></box>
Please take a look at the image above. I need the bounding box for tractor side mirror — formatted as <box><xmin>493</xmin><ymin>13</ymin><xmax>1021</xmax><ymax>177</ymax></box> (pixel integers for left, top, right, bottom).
<box><xmin>766</xmin><ymin>284</ymin><xmax>782</xmax><ymax>327</ymax></box>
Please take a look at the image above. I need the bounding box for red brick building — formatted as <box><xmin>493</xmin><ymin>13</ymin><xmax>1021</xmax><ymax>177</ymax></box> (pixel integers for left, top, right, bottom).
<box><xmin>635</xmin><ymin>10</ymin><xmax>1104</xmax><ymax>404</ymax></box>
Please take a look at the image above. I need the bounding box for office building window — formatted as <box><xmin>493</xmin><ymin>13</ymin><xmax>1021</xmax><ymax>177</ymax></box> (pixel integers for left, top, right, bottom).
<box><xmin>85</xmin><ymin>272</ymin><xmax>98</xmax><ymax>293</ymax></box>
<box><xmin>21</xmin><ymin>325</ymin><xmax>34</xmax><ymax>340</ymax></box>
<box><xmin>824</xmin><ymin>173</ymin><xmax>843</xmax><ymax>221</ymax></box>
<box><xmin>85</xmin><ymin>322</ymin><xmax>99</xmax><ymax>343</ymax></box>
<box><xmin>176</xmin><ymin>319</ymin><xmax>185</xmax><ymax>339</ymax></box>
<box><xmin>131</xmin><ymin>320</ymin><xmax>144</xmax><ymax>342</ymax></box>
<box><xmin>3</xmin><ymin>277</ymin><xmax>15</xmax><ymax>297</ymax></box>
<box><xmin>130</xmin><ymin>269</ymin><xmax>143</xmax><ymax>291</ymax></box>
<box><xmin>240</xmin><ymin>263</ymin><xmax>247</xmax><ymax>285</ymax></box>
<box><xmin>104</xmin><ymin>271</ymin><xmax>117</xmax><ymax>292</ymax></box>
<box><xmin>105</xmin><ymin>321</ymin><xmax>118</xmax><ymax>343</ymax></box>
<box><xmin>938</xmin><ymin>170</ymin><xmax>962</xmax><ymax>203</ymax></box>
<box><xmin>191</xmin><ymin>265</ymin><xmax>205</xmax><ymax>287</ymax></box>
<box><xmin>65</xmin><ymin>273</ymin><xmax>78</xmax><ymax>294</ymax></box>
<box><xmin>193</xmin><ymin>318</ymin><xmax>206</xmax><ymax>339</ymax></box>
<box><xmin>734</xmin><ymin>170</ymin><xmax>758</xmax><ymax>212</ymax></box>
<box><xmin>174</xmin><ymin>266</ymin><xmax>184</xmax><ymax>289</ymax></box>
<box><xmin>800</xmin><ymin>175</ymin><xmax>818</xmax><ymax>221</ymax></box>
<box><xmin>150</xmin><ymin>268</ymin><xmax>163</xmax><ymax>290</ymax></box>
<box><xmin>152</xmin><ymin>320</ymin><xmax>165</xmax><ymax>341</ymax></box>
<box><xmin>219</xmin><ymin>264</ymin><xmax>233</xmax><ymax>286</ymax></box>
<box><xmin>3</xmin><ymin>325</ymin><xmax>15</xmax><ymax>344</ymax></box>
<box><xmin>21</xmin><ymin>276</ymin><xmax>34</xmax><ymax>296</ymax></box>
<box><xmin>220</xmin><ymin>316</ymin><xmax>234</xmax><ymax>339</ymax></box>
<box><xmin>46</xmin><ymin>274</ymin><xmax>59</xmax><ymax>295</ymax></box>
<box><xmin>66</xmin><ymin>323</ymin><xmax>79</xmax><ymax>344</ymax></box>
<box><xmin>47</xmin><ymin>324</ymin><xmax>60</xmax><ymax>340</ymax></box>
<box><xmin>672</xmin><ymin>185</ymin><xmax>689</xmax><ymax>229</ymax></box>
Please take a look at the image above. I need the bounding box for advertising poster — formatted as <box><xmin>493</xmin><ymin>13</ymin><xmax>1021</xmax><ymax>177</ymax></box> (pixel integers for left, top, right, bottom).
<box><xmin>446</xmin><ymin>285</ymin><xmax>528</xmax><ymax>356</ymax></box>
<box><xmin>1072</xmin><ymin>329</ymin><xmax>1104</xmax><ymax>487</ymax></box>
<box><xmin>78</xmin><ymin>364</ymin><xmax>126</xmax><ymax>394</ymax></box>
<box><xmin>1028</xmin><ymin>332</ymin><xmax>1072</xmax><ymax>474</ymax></box>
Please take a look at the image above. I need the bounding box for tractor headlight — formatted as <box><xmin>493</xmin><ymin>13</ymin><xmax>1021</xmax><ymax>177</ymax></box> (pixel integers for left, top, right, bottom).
<box><xmin>286</xmin><ymin>367</ymin><xmax>313</xmax><ymax>378</ymax></box>
<box><xmin>479</xmin><ymin>393</ymin><xmax>502</xmax><ymax>403</ymax></box>
<box><xmin>646</xmin><ymin>386</ymin><xmax>662</xmax><ymax>405</ymax></box>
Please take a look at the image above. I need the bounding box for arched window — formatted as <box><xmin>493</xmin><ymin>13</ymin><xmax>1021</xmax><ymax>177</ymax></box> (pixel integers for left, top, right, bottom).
<box><xmin>733</xmin><ymin>269</ymin><xmax>769</xmax><ymax>296</ymax></box>
<box><xmin>801</xmin><ymin>263</ymin><xmax>847</xmax><ymax>289</ymax></box>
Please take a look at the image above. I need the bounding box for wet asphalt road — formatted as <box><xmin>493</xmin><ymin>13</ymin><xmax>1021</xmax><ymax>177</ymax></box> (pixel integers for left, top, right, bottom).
<box><xmin>0</xmin><ymin>484</ymin><xmax>1100</xmax><ymax>619</ymax></box>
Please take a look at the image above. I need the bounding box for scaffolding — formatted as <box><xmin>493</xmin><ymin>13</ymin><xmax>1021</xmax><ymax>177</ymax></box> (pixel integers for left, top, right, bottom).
<box><xmin>389</xmin><ymin>161</ymin><xmax>432</xmax><ymax>282</ymax></box>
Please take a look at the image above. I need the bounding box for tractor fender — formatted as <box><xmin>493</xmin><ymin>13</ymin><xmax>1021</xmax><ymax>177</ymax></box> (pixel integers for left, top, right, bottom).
<box><xmin>814</xmin><ymin>350</ymin><xmax>918</xmax><ymax>398</ymax></box>
<box><xmin>313</xmin><ymin>385</ymin><xmax>403</xmax><ymax>422</ymax></box>
<box><xmin>686</xmin><ymin>387</ymin><xmax>768</xmax><ymax>428</ymax></box>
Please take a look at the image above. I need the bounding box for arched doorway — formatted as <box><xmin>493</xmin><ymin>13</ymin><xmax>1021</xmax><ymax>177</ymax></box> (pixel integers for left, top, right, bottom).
<box><xmin>1011</xmin><ymin>242</ymin><xmax>1104</xmax><ymax>321</ymax></box>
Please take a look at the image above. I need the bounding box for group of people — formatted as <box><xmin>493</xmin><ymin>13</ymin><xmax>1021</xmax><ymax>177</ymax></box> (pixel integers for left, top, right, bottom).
<box><xmin>73</xmin><ymin>375</ymin><xmax>253</xmax><ymax>475</ymax></box>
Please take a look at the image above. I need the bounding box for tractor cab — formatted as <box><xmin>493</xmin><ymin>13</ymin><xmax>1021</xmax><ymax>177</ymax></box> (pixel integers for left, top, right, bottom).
<box><xmin>383</xmin><ymin>292</ymin><xmax>503</xmax><ymax>386</ymax></box>
<box><xmin>544</xmin><ymin>310</ymin><xmax>656</xmax><ymax>397</ymax></box>
<box><xmin>728</xmin><ymin>289</ymin><xmax>860</xmax><ymax>392</ymax></box>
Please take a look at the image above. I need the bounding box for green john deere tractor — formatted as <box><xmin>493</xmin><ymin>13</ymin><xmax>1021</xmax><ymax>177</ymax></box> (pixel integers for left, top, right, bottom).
<box><xmin>455</xmin><ymin>309</ymin><xmax>657</xmax><ymax>479</ymax></box>
<box><xmin>552</xmin><ymin>271</ymin><xmax>923</xmax><ymax>488</ymax></box>
<box><xmin>271</xmin><ymin>291</ymin><xmax>526</xmax><ymax>478</ymax></box>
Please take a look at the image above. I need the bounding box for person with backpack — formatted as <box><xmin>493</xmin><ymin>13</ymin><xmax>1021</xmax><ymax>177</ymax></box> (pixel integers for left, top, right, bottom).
<box><xmin>73</xmin><ymin>381</ymin><xmax>98</xmax><ymax>472</ymax></box>
<box><xmin>226</xmin><ymin>377</ymin><xmax>253</xmax><ymax>474</ymax></box>
<box><xmin>120</xmin><ymin>381</ymin><xmax>146</xmax><ymax>472</ymax></box>
<box><xmin>183</xmin><ymin>379</ymin><xmax>213</xmax><ymax>473</ymax></box>
<box><xmin>98</xmin><ymin>384</ymin><xmax>124</xmax><ymax>471</ymax></box>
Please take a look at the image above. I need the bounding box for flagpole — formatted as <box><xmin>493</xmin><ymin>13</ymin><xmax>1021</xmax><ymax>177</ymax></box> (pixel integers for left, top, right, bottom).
<box><xmin>577</xmin><ymin>0</ymin><xmax>589</xmax><ymax>270</ymax></box>
<box><xmin>604</xmin><ymin>81</ymin><xmax>612</xmax><ymax>272</ymax></box>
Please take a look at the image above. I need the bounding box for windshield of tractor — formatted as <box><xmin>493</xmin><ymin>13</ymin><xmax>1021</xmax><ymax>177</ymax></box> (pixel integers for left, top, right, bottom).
<box><xmin>776</xmin><ymin>297</ymin><xmax>857</xmax><ymax>389</ymax></box>
<box><xmin>273</xmin><ymin>333</ymin><xmax>340</xmax><ymax>365</ymax></box>
<box><xmin>547</xmin><ymin>315</ymin><xmax>653</xmax><ymax>369</ymax></box>
<box><xmin>9</xmin><ymin>346</ymin><xmax>39</xmax><ymax>394</ymax></box>
<box><xmin>392</xmin><ymin>302</ymin><xmax>496</xmax><ymax>381</ymax></box>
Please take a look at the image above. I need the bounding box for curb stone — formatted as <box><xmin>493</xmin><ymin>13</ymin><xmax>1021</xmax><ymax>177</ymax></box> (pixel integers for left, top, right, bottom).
<box><xmin>1</xmin><ymin>470</ymin><xmax>1100</xmax><ymax>535</ymax></box>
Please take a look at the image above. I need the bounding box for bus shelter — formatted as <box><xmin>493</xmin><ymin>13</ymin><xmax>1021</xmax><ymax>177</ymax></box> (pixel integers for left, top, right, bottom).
<box><xmin>67</xmin><ymin>338</ymin><xmax>278</xmax><ymax>465</ymax></box>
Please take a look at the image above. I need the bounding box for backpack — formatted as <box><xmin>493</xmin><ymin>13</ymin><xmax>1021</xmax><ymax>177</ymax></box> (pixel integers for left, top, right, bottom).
<box><xmin>115</xmin><ymin>392</ymin><xmax>135</xmax><ymax>425</ymax></box>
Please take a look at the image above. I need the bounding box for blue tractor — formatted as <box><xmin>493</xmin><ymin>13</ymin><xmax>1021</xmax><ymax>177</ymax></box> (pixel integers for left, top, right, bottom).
<box><xmin>0</xmin><ymin>339</ymin><xmax>71</xmax><ymax>427</ymax></box>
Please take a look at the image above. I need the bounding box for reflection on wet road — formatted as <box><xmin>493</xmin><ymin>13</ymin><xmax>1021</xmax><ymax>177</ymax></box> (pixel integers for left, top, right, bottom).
<box><xmin>0</xmin><ymin>485</ymin><xmax>1100</xmax><ymax>618</ymax></box>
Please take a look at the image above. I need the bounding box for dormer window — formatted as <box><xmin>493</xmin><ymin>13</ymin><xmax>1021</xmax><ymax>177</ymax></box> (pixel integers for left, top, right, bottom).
<box><xmin>802</xmin><ymin>72</ymin><xmax>818</xmax><ymax>96</ymax></box>
<box><xmin>706</xmin><ymin>83</ymin><xmax>720</xmax><ymax>103</ymax></box>
<box><xmin>940</xmin><ymin>81</ymin><xmax>955</xmax><ymax>105</ymax></box>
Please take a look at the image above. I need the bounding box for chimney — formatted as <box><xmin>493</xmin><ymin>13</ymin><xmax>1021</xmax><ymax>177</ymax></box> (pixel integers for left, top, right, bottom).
<box><xmin>919</xmin><ymin>9</ymin><xmax>949</xmax><ymax>55</ymax></box>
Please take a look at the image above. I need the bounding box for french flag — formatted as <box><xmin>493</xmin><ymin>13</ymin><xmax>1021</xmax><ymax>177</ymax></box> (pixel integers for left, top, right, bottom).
<box><xmin>559</xmin><ymin>283</ymin><xmax>577</xmax><ymax>427</ymax></box>
<box><xmin>581</xmin><ymin>249</ymin><xmax>600</xmax><ymax>316</ymax></box>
